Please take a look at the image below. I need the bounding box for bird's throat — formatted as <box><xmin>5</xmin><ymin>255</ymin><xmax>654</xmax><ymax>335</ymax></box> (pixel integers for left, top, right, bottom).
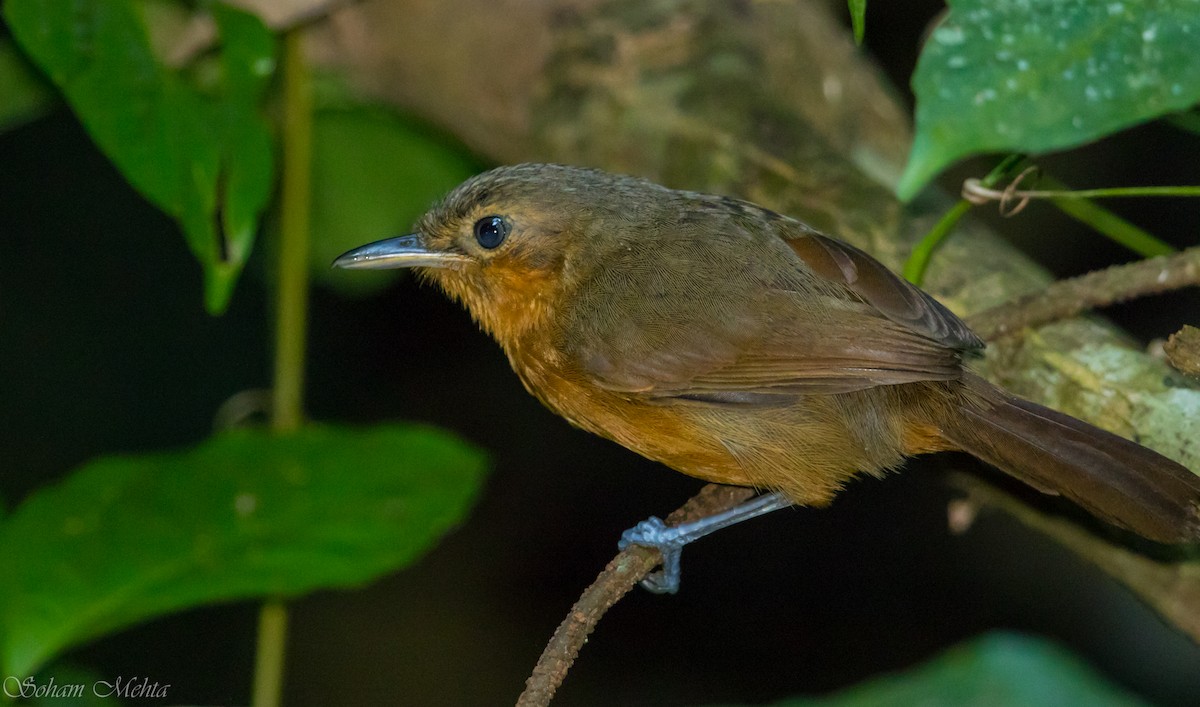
<box><xmin>432</xmin><ymin>266</ymin><xmax>560</xmax><ymax>352</ymax></box>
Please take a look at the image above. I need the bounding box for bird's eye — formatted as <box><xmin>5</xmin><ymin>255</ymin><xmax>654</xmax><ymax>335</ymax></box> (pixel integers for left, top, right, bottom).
<box><xmin>473</xmin><ymin>216</ymin><xmax>510</xmax><ymax>249</ymax></box>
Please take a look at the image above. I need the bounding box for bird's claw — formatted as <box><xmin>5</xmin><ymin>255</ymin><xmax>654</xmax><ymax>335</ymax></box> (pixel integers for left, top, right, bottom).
<box><xmin>618</xmin><ymin>516</ymin><xmax>685</xmax><ymax>594</ymax></box>
<box><xmin>617</xmin><ymin>494</ymin><xmax>793</xmax><ymax>595</ymax></box>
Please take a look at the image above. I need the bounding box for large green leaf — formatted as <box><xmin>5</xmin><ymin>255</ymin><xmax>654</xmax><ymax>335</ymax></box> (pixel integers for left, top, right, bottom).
<box><xmin>898</xmin><ymin>0</ymin><xmax>1200</xmax><ymax>200</ymax></box>
<box><xmin>711</xmin><ymin>632</ymin><xmax>1148</xmax><ymax>707</ymax></box>
<box><xmin>0</xmin><ymin>424</ymin><xmax>488</xmax><ymax>677</ymax></box>
<box><xmin>2</xmin><ymin>1</ymin><xmax>277</xmax><ymax>312</ymax></box>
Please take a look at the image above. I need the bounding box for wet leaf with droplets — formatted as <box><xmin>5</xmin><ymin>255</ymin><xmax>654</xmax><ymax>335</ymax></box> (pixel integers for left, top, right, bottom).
<box><xmin>897</xmin><ymin>0</ymin><xmax>1200</xmax><ymax>200</ymax></box>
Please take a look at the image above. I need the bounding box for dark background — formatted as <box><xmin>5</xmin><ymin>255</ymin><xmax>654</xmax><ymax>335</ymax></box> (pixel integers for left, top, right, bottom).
<box><xmin>2</xmin><ymin>2</ymin><xmax>1199</xmax><ymax>705</ymax></box>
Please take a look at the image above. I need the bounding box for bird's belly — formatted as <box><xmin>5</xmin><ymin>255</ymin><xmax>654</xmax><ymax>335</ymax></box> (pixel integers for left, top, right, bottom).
<box><xmin>540</xmin><ymin>383</ymin><xmax>749</xmax><ymax>485</ymax></box>
<box><xmin>520</xmin><ymin>367</ymin><xmax>904</xmax><ymax>506</ymax></box>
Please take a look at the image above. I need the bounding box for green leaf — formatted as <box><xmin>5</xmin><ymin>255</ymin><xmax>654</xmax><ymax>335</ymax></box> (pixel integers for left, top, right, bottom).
<box><xmin>208</xmin><ymin>3</ymin><xmax>277</xmax><ymax>289</ymax></box>
<box><xmin>1167</xmin><ymin>108</ymin><xmax>1200</xmax><ymax>135</ymax></box>
<box><xmin>848</xmin><ymin>0</ymin><xmax>867</xmax><ymax>45</ymax></box>
<box><xmin>0</xmin><ymin>38</ymin><xmax>55</xmax><ymax>133</ymax></box>
<box><xmin>898</xmin><ymin>0</ymin><xmax>1200</xmax><ymax>200</ymax></box>
<box><xmin>310</xmin><ymin>106</ymin><xmax>482</xmax><ymax>297</ymax></box>
<box><xmin>0</xmin><ymin>424</ymin><xmax>488</xmax><ymax>677</ymax></box>
<box><xmin>2</xmin><ymin>1</ymin><xmax>277</xmax><ymax>313</ymax></box>
<box><xmin>711</xmin><ymin>633</ymin><xmax>1149</xmax><ymax>707</ymax></box>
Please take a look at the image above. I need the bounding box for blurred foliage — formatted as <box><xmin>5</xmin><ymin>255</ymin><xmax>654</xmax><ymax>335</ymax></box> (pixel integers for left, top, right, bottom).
<box><xmin>898</xmin><ymin>0</ymin><xmax>1200</xmax><ymax>199</ymax></box>
<box><xmin>1169</xmin><ymin>110</ymin><xmax>1200</xmax><ymax>135</ymax></box>
<box><xmin>0</xmin><ymin>425</ymin><xmax>487</xmax><ymax>678</ymax></box>
<box><xmin>0</xmin><ymin>37</ymin><xmax>53</xmax><ymax>132</ymax></box>
<box><xmin>714</xmin><ymin>633</ymin><xmax>1148</xmax><ymax>707</ymax></box>
<box><xmin>310</xmin><ymin>105</ymin><xmax>482</xmax><ymax>297</ymax></box>
<box><xmin>0</xmin><ymin>2</ymin><xmax>495</xmax><ymax>692</ymax></box>
<box><xmin>3</xmin><ymin>0</ymin><xmax>276</xmax><ymax>313</ymax></box>
<box><xmin>847</xmin><ymin>0</ymin><xmax>867</xmax><ymax>45</ymax></box>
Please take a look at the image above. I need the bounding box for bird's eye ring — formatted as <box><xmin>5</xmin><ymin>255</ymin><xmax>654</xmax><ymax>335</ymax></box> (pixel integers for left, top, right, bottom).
<box><xmin>473</xmin><ymin>216</ymin><xmax>510</xmax><ymax>249</ymax></box>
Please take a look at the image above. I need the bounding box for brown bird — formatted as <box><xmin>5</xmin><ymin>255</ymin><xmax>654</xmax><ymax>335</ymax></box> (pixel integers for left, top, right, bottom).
<box><xmin>336</xmin><ymin>163</ymin><xmax>1200</xmax><ymax>591</ymax></box>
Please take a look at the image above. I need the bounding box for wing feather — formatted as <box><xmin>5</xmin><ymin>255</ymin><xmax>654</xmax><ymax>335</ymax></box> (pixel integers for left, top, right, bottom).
<box><xmin>563</xmin><ymin>203</ymin><xmax>981</xmax><ymax>403</ymax></box>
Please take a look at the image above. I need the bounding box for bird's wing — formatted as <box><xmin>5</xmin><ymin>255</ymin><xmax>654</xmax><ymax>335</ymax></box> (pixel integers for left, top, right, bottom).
<box><xmin>783</xmin><ymin>231</ymin><xmax>983</xmax><ymax>352</ymax></box>
<box><xmin>564</xmin><ymin>216</ymin><xmax>983</xmax><ymax>401</ymax></box>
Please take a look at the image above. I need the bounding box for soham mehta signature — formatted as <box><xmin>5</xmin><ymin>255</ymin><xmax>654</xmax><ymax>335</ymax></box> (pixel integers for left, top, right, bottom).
<box><xmin>4</xmin><ymin>675</ymin><xmax>170</xmax><ymax>699</ymax></box>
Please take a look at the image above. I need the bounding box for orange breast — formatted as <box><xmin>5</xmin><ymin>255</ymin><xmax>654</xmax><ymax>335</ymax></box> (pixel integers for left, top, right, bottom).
<box><xmin>509</xmin><ymin>347</ymin><xmax>757</xmax><ymax>486</ymax></box>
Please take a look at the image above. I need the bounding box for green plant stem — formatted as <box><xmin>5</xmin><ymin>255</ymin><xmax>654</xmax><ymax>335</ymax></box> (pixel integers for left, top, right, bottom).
<box><xmin>904</xmin><ymin>154</ymin><xmax>1024</xmax><ymax>285</ymax></box>
<box><xmin>271</xmin><ymin>33</ymin><xmax>313</xmax><ymax>436</ymax></box>
<box><xmin>253</xmin><ymin>601</ymin><xmax>290</xmax><ymax>707</ymax></box>
<box><xmin>254</xmin><ymin>29</ymin><xmax>313</xmax><ymax>707</ymax></box>
<box><xmin>903</xmin><ymin>200</ymin><xmax>970</xmax><ymax>286</ymax></box>
<box><xmin>1039</xmin><ymin>175</ymin><xmax>1178</xmax><ymax>257</ymax></box>
<box><xmin>1041</xmin><ymin>185</ymin><xmax>1200</xmax><ymax>200</ymax></box>
<box><xmin>848</xmin><ymin>0</ymin><xmax>867</xmax><ymax>44</ymax></box>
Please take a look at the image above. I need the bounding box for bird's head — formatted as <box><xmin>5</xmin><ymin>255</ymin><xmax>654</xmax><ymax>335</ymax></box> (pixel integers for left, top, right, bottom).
<box><xmin>334</xmin><ymin>163</ymin><xmax>670</xmax><ymax>344</ymax></box>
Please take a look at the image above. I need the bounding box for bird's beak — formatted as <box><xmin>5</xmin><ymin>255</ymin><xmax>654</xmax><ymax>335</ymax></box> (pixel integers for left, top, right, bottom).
<box><xmin>331</xmin><ymin>233</ymin><xmax>469</xmax><ymax>270</ymax></box>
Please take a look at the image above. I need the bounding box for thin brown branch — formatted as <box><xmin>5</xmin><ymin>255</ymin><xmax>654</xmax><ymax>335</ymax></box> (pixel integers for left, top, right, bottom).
<box><xmin>968</xmin><ymin>245</ymin><xmax>1200</xmax><ymax>340</ymax></box>
<box><xmin>515</xmin><ymin>485</ymin><xmax>754</xmax><ymax>707</ymax></box>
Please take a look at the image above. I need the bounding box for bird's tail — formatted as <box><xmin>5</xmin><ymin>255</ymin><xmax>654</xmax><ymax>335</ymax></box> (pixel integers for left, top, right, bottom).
<box><xmin>940</xmin><ymin>374</ymin><xmax>1200</xmax><ymax>543</ymax></box>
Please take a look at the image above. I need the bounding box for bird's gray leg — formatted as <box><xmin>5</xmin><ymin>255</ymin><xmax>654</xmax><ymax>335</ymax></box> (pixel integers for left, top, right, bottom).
<box><xmin>617</xmin><ymin>491</ymin><xmax>793</xmax><ymax>594</ymax></box>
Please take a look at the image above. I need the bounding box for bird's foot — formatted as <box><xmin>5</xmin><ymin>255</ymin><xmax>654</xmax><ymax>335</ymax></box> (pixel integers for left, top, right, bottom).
<box><xmin>617</xmin><ymin>492</ymin><xmax>794</xmax><ymax>594</ymax></box>
<box><xmin>618</xmin><ymin>516</ymin><xmax>687</xmax><ymax>594</ymax></box>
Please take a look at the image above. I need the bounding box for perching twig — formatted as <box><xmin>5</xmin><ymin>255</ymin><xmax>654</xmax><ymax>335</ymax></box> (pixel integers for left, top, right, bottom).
<box><xmin>516</xmin><ymin>485</ymin><xmax>753</xmax><ymax>707</ymax></box>
<box><xmin>968</xmin><ymin>245</ymin><xmax>1200</xmax><ymax>341</ymax></box>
